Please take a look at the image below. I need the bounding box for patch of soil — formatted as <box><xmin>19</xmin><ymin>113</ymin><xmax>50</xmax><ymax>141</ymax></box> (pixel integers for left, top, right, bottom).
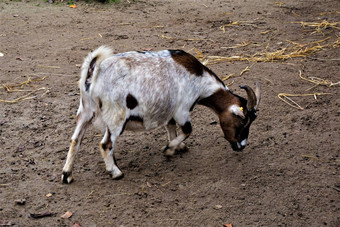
<box><xmin>0</xmin><ymin>0</ymin><xmax>339</xmax><ymax>226</ymax></box>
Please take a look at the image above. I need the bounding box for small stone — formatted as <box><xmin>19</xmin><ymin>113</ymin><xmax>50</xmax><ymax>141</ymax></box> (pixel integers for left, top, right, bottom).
<box><xmin>15</xmin><ymin>199</ymin><xmax>26</xmax><ymax>205</ymax></box>
<box><xmin>214</xmin><ymin>204</ymin><xmax>222</xmax><ymax>209</ymax></box>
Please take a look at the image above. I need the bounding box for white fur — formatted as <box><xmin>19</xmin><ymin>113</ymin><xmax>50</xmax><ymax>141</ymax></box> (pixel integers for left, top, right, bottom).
<box><xmin>229</xmin><ymin>104</ymin><xmax>245</xmax><ymax>119</ymax></box>
<box><xmin>240</xmin><ymin>139</ymin><xmax>247</xmax><ymax>147</ymax></box>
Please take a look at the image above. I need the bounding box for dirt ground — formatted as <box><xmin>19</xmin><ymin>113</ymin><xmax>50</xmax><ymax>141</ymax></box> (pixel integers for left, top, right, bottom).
<box><xmin>0</xmin><ymin>0</ymin><xmax>339</xmax><ymax>226</ymax></box>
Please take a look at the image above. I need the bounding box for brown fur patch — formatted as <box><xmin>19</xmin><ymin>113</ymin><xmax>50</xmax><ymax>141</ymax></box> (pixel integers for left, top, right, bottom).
<box><xmin>198</xmin><ymin>88</ymin><xmax>238</xmax><ymax>114</ymax></box>
<box><xmin>85</xmin><ymin>57</ymin><xmax>97</xmax><ymax>91</ymax></box>
<box><xmin>168</xmin><ymin>118</ymin><xmax>176</xmax><ymax>125</ymax></box>
<box><xmin>170</xmin><ymin>50</ymin><xmax>204</xmax><ymax>76</ymax></box>
<box><xmin>169</xmin><ymin>50</ymin><xmax>225</xmax><ymax>86</ymax></box>
<box><xmin>76</xmin><ymin>113</ymin><xmax>81</xmax><ymax>123</ymax></box>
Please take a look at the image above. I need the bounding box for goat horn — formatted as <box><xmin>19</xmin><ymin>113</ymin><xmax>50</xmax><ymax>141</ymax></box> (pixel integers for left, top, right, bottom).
<box><xmin>254</xmin><ymin>82</ymin><xmax>261</xmax><ymax>110</ymax></box>
<box><xmin>240</xmin><ymin>84</ymin><xmax>257</xmax><ymax>111</ymax></box>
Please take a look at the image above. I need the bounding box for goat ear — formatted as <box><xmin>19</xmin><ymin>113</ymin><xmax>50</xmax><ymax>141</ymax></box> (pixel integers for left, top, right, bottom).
<box><xmin>229</xmin><ymin>104</ymin><xmax>245</xmax><ymax>119</ymax></box>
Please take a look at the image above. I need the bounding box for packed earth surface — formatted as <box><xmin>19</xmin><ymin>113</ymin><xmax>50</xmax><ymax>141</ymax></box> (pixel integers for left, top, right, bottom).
<box><xmin>0</xmin><ymin>0</ymin><xmax>339</xmax><ymax>226</ymax></box>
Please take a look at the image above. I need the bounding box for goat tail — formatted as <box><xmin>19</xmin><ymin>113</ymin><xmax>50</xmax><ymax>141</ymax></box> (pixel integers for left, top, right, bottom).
<box><xmin>79</xmin><ymin>46</ymin><xmax>113</xmax><ymax>92</ymax></box>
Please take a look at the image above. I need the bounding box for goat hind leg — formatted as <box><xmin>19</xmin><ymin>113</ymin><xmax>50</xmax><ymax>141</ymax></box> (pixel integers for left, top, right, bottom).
<box><xmin>99</xmin><ymin>128</ymin><xmax>124</xmax><ymax>179</ymax></box>
<box><xmin>62</xmin><ymin>112</ymin><xmax>91</xmax><ymax>184</ymax></box>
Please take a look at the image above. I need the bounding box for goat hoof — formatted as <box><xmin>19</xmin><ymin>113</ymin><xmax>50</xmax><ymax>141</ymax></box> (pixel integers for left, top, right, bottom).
<box><xmin>176</xmin><ymin>142</ymin><xmax>188</xmax><ymax>153</ymax></box>
<box><xmin>162</xmin><ymin>145</ymin><xmax>175</xmax><ymax>157</ymax></box>
<box><xmin>110</xmin><ymin>172</ymin><xmax>124</xmax><ymax>180</ymax></box>
<box><xmin>109</xmin><ymin>166</ymin><xmax>124</xmax><ymax>180</ymax></box>
<box><xmin>61</xmin><ymin>171</ymin><xmax>74</xmax><ymax>184</ymax></box>
<box><xmin>112</xmin><ymin>173</ymin><xmax>124</xmax><ymax>180</ymax></box>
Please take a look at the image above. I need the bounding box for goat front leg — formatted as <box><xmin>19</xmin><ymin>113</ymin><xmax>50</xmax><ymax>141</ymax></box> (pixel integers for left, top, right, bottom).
<box><xmin>62</xmin><ymin>111</ymin><xmax>92</xmax><ymax>184</ymax></box>
<box><xmin>164</xmin><ymin>121</ymin><xmax>192</xmax><ymax>156</ymax></box>
<box><xmin>164</xmin><ymin>118</ymin><xmax>188</xmax><ymax>155</ymax></box>
<box><xmin>99</xmin><ymin>127</ymin><xmax>124</xmax><ymax>179</ymax></box>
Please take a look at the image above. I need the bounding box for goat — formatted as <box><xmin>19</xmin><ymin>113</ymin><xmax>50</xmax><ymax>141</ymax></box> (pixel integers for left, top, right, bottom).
<box><xmin>61</xmin><ymin>46</ymin><xmax>261</xmax><ymax>183</ymax></box>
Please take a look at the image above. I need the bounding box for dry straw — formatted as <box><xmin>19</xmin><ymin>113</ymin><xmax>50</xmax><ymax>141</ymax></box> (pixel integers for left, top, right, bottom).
<box><xmin>159</xmin><ymin>35</ymin><xmax>214</xmax><ymax>43</ymax></box>
<box><xmin>195</xmin><ymin>37</ymin><xmax>334</xmax><ymax>65</ymax></box>
<box><xmin>219</xmin><ymin>21</ymin><xmax>254</xmax><ymax>33</ymax></box>
<box><xmin>1</xmin><ymin>76</ymin><xmax>48</xmax><ymax>103</ymax></box>
<box><xmin>277</xmin><ymin>92</ymin><xmax>331</xmax><ymax>110</ymax></box>
<box><xmin>277</xmin><ymin>71</ymin><xmax>337</xmax><ymax>110</ymax></box>
<box><xmin>298</xmin><ymin>70</ymin><xmax>340</xmax><ymax>90</ymax></box>
<box><xmin>294</xmin><ymin>20</ymin><xmax>340</xmax><ymax>34</ymax></box>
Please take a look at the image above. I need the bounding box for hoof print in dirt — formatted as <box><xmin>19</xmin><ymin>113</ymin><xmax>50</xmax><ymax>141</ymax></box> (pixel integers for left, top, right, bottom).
<box><xmin>61</xmin><ymin>172</ymin><xmax>74</xmax><ymax>184</ymax></box>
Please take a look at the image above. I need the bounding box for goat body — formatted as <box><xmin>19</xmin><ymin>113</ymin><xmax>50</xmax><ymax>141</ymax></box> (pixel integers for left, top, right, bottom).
<box><xmin>62</xmin><ymin>46</ymin><xmax>260</xmax><ymax>183</ymax></box>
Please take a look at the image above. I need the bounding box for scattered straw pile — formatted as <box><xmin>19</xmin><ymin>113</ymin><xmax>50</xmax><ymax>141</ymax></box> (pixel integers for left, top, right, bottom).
<box><xmin>195</xmin><ymin>37</ymin><xmax>337</xmax><ymax>65</ymax></box>
<box><xmin>1</xmin><ymin>76</ymin><xmax>49</xmax><ymax>103</ymax></box>
<box><xmin>277</xmin><ymin>71</ymin><xmax>338</xmax><ymax>110</ymax></box>
<box><xmin>159</xmin><ymin>35</ymin><xmax>214</xmax><ymax>43</ymax></box>
<box><xmin>277</xmin><ymin>92</ymin><xmax>332</xmax><ymax>110</ymax></box>
<box><xmin>299</xmin><ymin>70</ymin><xmax>340</xmax><ymax>90</ymax></box>
<box><xmin>294</xmin><ymin>20</ymin><xmax>340</xmax><ymax>34</ymax></box>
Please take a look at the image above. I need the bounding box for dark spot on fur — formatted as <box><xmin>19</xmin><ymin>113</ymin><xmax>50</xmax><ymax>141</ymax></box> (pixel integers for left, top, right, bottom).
<box><xmin>101</xmin><ymin>143</ymin><xmax>107</xmax><ymax>151</ymax></box>
<box><xmin>85</xmin><ymin>57</ymin><xmax>97</xmax><ymax>91</ymax></box>
<box><xmin>168</xmin><ymin>118</ymin><xmax>176</xmax><ymax>125</ymax></box>
<box><xmin>181</xmin><ymin>121</ymin><xmax>192</xmax><ymax>135</ymax></box>
<box><xmin>98</xmin><ymin>99</ymin><xmax>103</xmax><ymax>110</ymax></box>
<box><xmin>126</xmin><ymin>94</ymin><xmax>138</xmax><ymax>109</ymax></box>
<box><xmin>137</xmin><ymin>51</ymin><xmax>147</xmax><ymax>54</ymax></box>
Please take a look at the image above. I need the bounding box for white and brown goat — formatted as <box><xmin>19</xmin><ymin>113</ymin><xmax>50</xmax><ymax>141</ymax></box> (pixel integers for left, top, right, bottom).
<box><xmin>61</xmin><ymin>46</ymin><xmax>261</xmax><ymax>183</ymax></box>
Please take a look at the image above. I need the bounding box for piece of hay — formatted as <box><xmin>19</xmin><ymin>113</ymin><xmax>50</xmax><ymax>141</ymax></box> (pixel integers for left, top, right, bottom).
<box><xmin>260</xmin><ymin>30</ymin><xmax>272</xmax><ymax>35</ymax></box>
<box><xmin>1</xmin><ymin>76</ymin><xmax>48</xmax><ymax>103</ymax></box>
<box><xmin>333</xmin><ymin>37</ymin><xmax>340</xmax><ymax>48</ymax></box>
<box><xmin>273</xmin><ymin>2</ymin><xmax>285</xmax><ymax>7</ymax></box>
<box><xmin>159</xmin><ymin>35</ymin><xmax>214</xmax><ymax>42</ymax></box>
<box><xmin>2</xmin><ymin>76</ymin><xmax>47</xmax><ymax>92</ymax></box>
<box><xmin>220</xmin><ymin>21</ymin><xmax>242</xmax><ymax>33</ymax></box>
<box><xmin>277</xmin><ymin>92</ymin><xmax>332</xmax><ymax>110</ymax></box>
<box><xmin>298</xmin><ymin>70</ymin><xmax>340</xmax><ymax>90</ymax></box>
<box><xmin>221</xmin><ymin>41</ymin><xmax>253</xmax><ymax>49</ymax></box>
<box><xmin>319</xmin><ymin>11</ymin><xmax>340</xmax><ymax>16</ymax></box>
<box><xmin>239</xmin><ymin>66</ymin><xmax>250</xmax><ymax>76</ymax></box>
<box><xmin>196</xmin><ymin>37</ymin><xmax>332</xmax><ymax>65</ymax></box>
<box><xmin>219</xmin><ymin>21</ymin><xmax>254</xmax><ymax>33</ymax></box>
<box><xmin>0</xmin><ymin>87</ymin><xmax>48</xmax><ymax>103</ymax></box>
<box><xmin>294</xmin><ymin>20</ymin><xmax>340</xmax><ymax>34</ymax></box>
<box><xmin>221</xmin><ymin>73</ymin><xmax>234</xmax><ymax>81</ymax></box>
